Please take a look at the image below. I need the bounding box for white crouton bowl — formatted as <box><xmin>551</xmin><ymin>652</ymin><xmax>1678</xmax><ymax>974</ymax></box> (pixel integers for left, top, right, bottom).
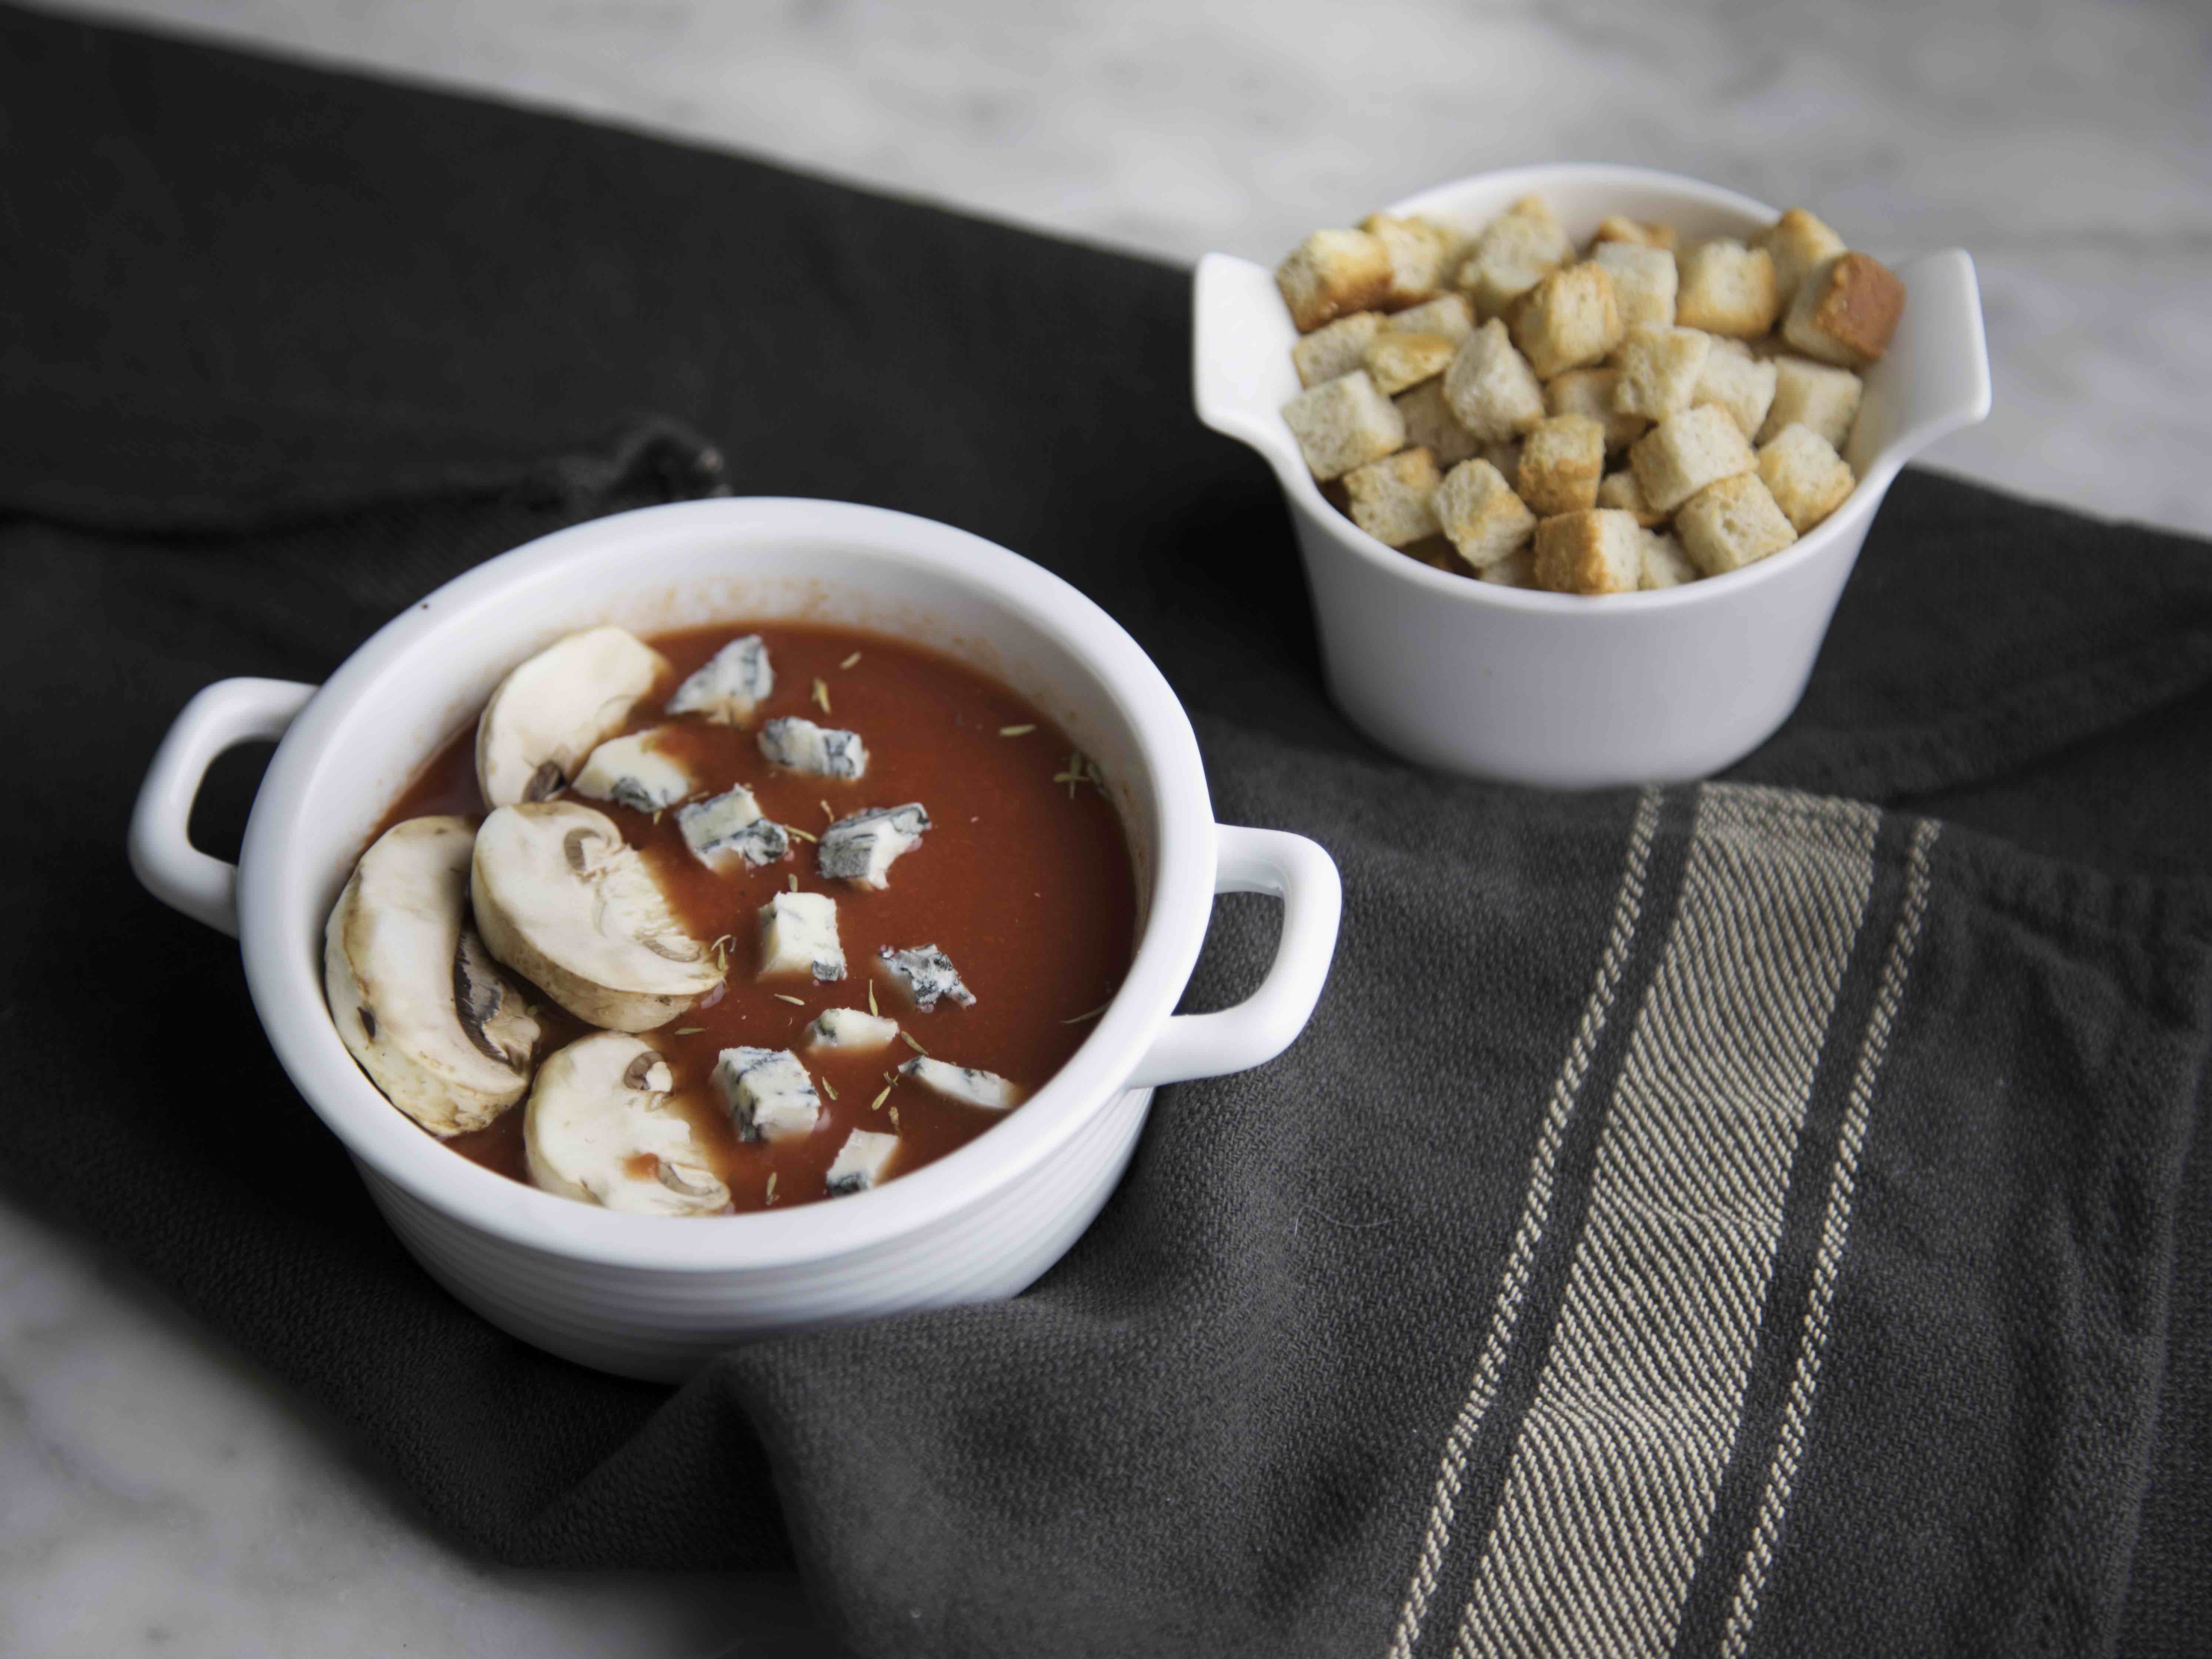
<box><xmin>1194</xmin><ymin>164</ymin><xmax>1992</xmax><ymax>787</ymax></box>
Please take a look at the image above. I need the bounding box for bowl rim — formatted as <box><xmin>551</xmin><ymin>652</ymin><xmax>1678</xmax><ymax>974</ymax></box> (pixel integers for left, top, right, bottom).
<box><xmin>237</xmin><ymin>497</ymin><xmax>1218</xmax><ymax>1272</ymax></box>
<box><xmin>1236</xmin><ymin>161</ymin><xmax>1906</xmax><ymax>614</ymax></box>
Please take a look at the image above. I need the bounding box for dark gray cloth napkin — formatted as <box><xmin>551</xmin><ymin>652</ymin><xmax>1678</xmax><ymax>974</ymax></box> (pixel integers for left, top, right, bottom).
<box><xmin>2</xmin><ymin>6</ymin><xmax>2208</xmax><ymax>1654</ymax></box>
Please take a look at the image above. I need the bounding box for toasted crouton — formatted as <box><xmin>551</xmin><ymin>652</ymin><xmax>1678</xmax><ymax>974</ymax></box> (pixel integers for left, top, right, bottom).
<box><xmin>1399</xmin><ymin>535</ymin><xmax>1460</xmax><ymax>573</ymax></box>
<box><xmin>1345</xmin><ymin>447</ymin><xmax>1444</xmax><ymax>547</ymax></box>
<box><xmin>1693</xmin><ymin>349</ymin><xmax>1779</xmax><ymax>438</ymax></box>
<box><xmin>1545</xmin><ymin>368</ymin><xmax>1648</xmax><ymax>453</ymax></box>
<box><xmin>1511</xmin><ymin>264</ymin><xmax>1623</xmax><ymax>379</ymax></box>
<box><xmin>1757</xmin><ymin>356</ymin><xmax>1864</xmax><ymax>448</ymax></box>
<box><xmin>1675</xmin><ymin>239</ymin><xmax>1781</xmax><ymax>337</ymax></box>
<box><xmin>1597</xmin><ymin>469</ymin><xmax>1668</xmax><ymax>528</ymax></box>
<box><xmin>1589</xmin><ymin>241</ymin><xmax>1677</xmax><ymax>331</ymax></box>
<box><xmin>1754</xmin><ymin>208</ymin><xmax>1847</xmax><ymax>308</ymax></box>
<box><xmin>1277</xmin><ymin>230</ymin><xmax>1393</xmax><ymax>333</ymax></box>
<box><xmin>1782</xmin><ymin>251</ymin><xmax>1906</xmax><ymax>366</ymax></box>
<box><xmin>1361</xmin><ymin>213</ymin><xmax>1453</xmax><ymax>309</ymax></box>
<box><xmin>1639</xmin><ymin>531</ymin><xmax>1699</xmax><ymax>590</ymax></box>
<box><xmin>1675</xmin><ymin>473</ymin><xmax>1798</xmax><ymax>574</ymax></box>
<box><xmin>1395</xmin><ymin>379</ymin><xmax>1482</xmax><ymax>465</ymax></box>
<box><xmin>1456</xmin><ymin>196</ymin><xmax>1575</xmax><ymax>319</ymax></box>
<box><xmin>1591</xmin><ymin>216</ymin><xmax>1678</xmax><ymax>252</ymax></box>
<box><xmin>1629</xmin><ymin>403</ymin><xmax>1757</xmax><ymax>514</ymax></box>
<box><xmin>1433</xmin><ymin>458</ymin><xmax>1538</xmax><ymax>571</ymax></box>
<box><xmin>1443</xmin><ymin>319</ymin><xmax>1547</xmax><ymax>443</ymax></box>
<box><xmin>1482</xmin><ymin>441</ymin><xmax>1523</xmax><ymax>490</ymax></box>
<box><xmin>1364</xmin><ymin>330</ymin><xmax>1458</xmax><ymax>395</ymax></box>
<box><xmin>1516</xmin><ymin>415</ymin><xmax>1607</xmax><ymax>516</ymax></box>
<box><xmin>1533</xmin><ymin>509</ymin><xmax>1645</xmax><ymax>595</ymax></box>
<box><xmin>1758</xmin><ymin>424</ymin><xmax>1856</xmax><ymax>532</ymax></box>
<box><xmin>1612</xmin><ymin>324</ymin><xmax>1714</xmax><ymax>421</ymax></box>
<box><xmin>1292</xmin><ymin>312</ymin><xmax>1385</xmax><ymax>388</ymax></box>
<box><xmin>1477</xmin><ymin>545</ymin><xmax>1539</xmax><ymax>588</ymax></box>
<box><xmin>1382</xmin><ymin>292</ymin><xmax>1477</xmax><ymax>344</ymax></box>
<box><xmin>1281</xmin><ymin>370</ymin><xmax>1407</xmax><ymax>480</ymax></box>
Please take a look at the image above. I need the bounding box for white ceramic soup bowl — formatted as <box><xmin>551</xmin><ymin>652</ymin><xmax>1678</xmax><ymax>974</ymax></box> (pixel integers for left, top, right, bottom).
<box><xmin>128</xmin><ymin>498</ymin><xmax>1342</xmax><ymax>1382</ymax></box>
<box><xmin>1194</xmin><ymin>163</ymin><xmax>1992</xmax><ymax>787</ymax></box>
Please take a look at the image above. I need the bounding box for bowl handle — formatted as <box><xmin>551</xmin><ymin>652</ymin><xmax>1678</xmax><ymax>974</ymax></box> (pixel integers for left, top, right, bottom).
<box><xmin>1129</xmin><ymin>825</ymin><xmax>1342</xmax><ymax>1088</ymax></box>
<box><xmin>129</xmin><ymin>677</ymin><xmax>317</xmax><ymax>938</ymax></box>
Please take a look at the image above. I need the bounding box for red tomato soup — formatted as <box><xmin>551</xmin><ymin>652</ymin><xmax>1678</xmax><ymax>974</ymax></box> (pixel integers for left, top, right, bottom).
<box><xmin>364</xmin><ymin>623</ymin><xmax>1136</xmax><ymax>1214</ymax></box>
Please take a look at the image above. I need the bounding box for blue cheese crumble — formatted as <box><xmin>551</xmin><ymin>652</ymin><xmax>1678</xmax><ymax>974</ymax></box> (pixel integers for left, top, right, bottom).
<box><xmin>759</xmin><ymin>891</ymin><xmax>845</xmax><ymax>981</ymax></box>
<box><xmin>712</xmin><ymin>1045</ymin><xmax>820</xmax><ymax>1141</ymax></box>
<box><xmin>758</xmin><ymin>716</ymin><xmax>868</xmax><ymax>780</ymax></box>
<box><xmin>818</xmin><ymin>803</ymin><xmax>930</xmax><ymax>889</ymax></box>
<box><xmin>825</xmin><ymin>1128</ymin><xmax>901</xmax><ymax>1195</ymax></box>
<box><xmin>877</xmin><ymin>944</ymin><xmax>975</xmax><ymax>1010</ymax></box>
<box><xmin>677</xmin><ymin>785</ymin><xmax>789</xmax><ymax>871</ymax></box>
<box><xmin>666</xmin><ymin>635</ymin><xmax>774</xmax><ymax>727</ymax></box>
<box><xmin>898</xmin><ymin>1057</ymin><xmax>1021</xmax><ymax>1111</ymax></box>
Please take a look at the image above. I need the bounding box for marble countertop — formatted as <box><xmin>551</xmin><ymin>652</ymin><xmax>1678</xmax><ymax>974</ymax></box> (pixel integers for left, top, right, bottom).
<box><xmin>13</xmin><ymin>0</ymin><xmax>2211</xmax><ymax>1652</ymax></box>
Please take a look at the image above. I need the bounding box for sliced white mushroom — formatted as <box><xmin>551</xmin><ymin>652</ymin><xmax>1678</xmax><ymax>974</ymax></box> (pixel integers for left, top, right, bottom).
<box><xmin>804</xmin><ymin>1007</ymin><xmax>899</xmax><ymax>1053</ymax></box>
<box><xmin>898</xmin><ymin>1056</ymin><xmax>1022</xmax><ymax>1111</ymax></box>
<box><xmin>818</xmin><ymin>802</ymin><xmax>930</xmax><ymax>888</ymax></box>
<box><xmin>323</xmin><ymin>815</ymin><xmax>540</xmax><ymax>1137</ymax></box>
<box><xmin>825</xmin><ymin>1129</ymin><xmax>901</xmax><ymax>1196</ymax></box>
<box><xmin>676</xmin><ymin>784</ymin><xmax>789</xmax><ymax>871</ymax></box>
<box><xmin>524</xmin><ymin>1032</ymin><xmax>730</xmax><ymax>1216</ymax></box>
<box><xmin>471</xmin><ymin>801</ymin><xmax>720</xmax><ymax>1031</ymax></box>
<box><xmin>665</xmin><ymin>634</ymin><xmax>774</xmax><ymax>726</ymax></box>
<box><xmin>475</xmin><ymin>626</ymin><xmax>670</xmax><ymax>808</ymax></box>
<box><xmin>758</xmin><ymin>716</ymin><xmax>867</xmax><ymax>780</ymax></box>
<box><xmin>877</xmin><ymin>944</ymin><xmax>975</xmax><ymax>1009</ymax></box>
<box><xmin>713</xmin><ymin>1046</ymin><xmax>821</xmax><ymax>1141</ymax></box>
<box><xmin>571</xmin><ymin>727</ymin><xmax>693</xmax><ymax>813</ymax></box>
<box><xmin>760</xmin><ymin>891</ymin><xmax>845</xmax><ymax>981</ymax></box>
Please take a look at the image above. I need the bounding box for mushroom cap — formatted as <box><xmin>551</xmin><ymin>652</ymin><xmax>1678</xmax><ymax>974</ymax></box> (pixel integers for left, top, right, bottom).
<box><xmin>471</xmin><ymin>800</ymin><xmax>720</xmax><ymax>1031</ymax></box>
<box><xmin>524</xmin><ymin>1032</ymin><xmax>730</xmax><ymax>1216</ymax></box>
<box><xmin>323</xmin><ymin>815</ymin><xmax>540</xmax><ymax>1136</ymax></box>
<box><xmin>474</xmin><ymin>626</ymin><xmax>670</xmax><ymax>808</ymax></box>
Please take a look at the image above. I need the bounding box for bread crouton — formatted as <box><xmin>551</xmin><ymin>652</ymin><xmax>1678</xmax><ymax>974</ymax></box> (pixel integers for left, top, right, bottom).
<box><xmin>1639</xmin><ymin>531</ymin><xmax>1699</xmax><ymax>590</ymax></box>
<box><xmin>1629</xmin><ymin>403</ymin><xmax>1756</xmax><ymax>514</ymax></box>
<box><xmin>1292</xmin><ymin>311</ymin><xmax>1385</xmax><ymax>388</ymax></box>
<box><xmin>1382</xmin><ymin>292</ymin><xmax>1477</xmax><ymax>344</ymax></box>
<box><xmin>1753</xmin><ymin>208</ymin><xmax>1847</xmax><ymax>308</ymax></box>
<box><xmin>1545</xmin><ymin>367</ymin><xmax>1648</xmax><ymax>453</ymax></box>
<box><xmin>1693</xmin><ymin>348</ymin><xmax>1778</xmax><ymax>438</ymax></box>
<box><xmin>1533</xmin><ymin>509</ymin><xmax>1645</xmax><ymax>595</ymax></box>
<box><xmin>1443</xmin><ymin>319</ymin><xmax>1547</xmax><ymax>443</ymax></box>
<box><xmin>1344</xmin><ymin>447</ymin><xmax>1444</xmax><ymax>547</ymax></box>
<box><xmin>1363</xmin><ymin>330</ymin><xmax>1458</xmax><ymax>395</ymax></box>
<box><xmin>1482</xmin><ymin>441</ymin><xmax>1523</xmax><ymax>490</ymax></box>
<box><xmin>1675</xmin><ymin>473</ymin><xmax>1798</xmax><ymax>575</ymax></box>
<box><xmin>1597</xmin><ymin>469</ymin><xmax>1668</xmax><ymax>528</ymax></box>
<box><xmin>1757</xmin><ymin>356</ymin><xmax>1863</xmax><ymax>448</ymax></box>
<box><xmin>1477</xmin><ymin>545</ymin><xmax>1538</xmax><ymax>588</ymax></box>
<box><xmin>1361</xmin><ymin>213</ymin><xmax>1453</xmax><ymax>309</ymax></box>
<box><xmin>1281</xmin><ymin>370</ymin><xmax>1407</xmax><ymax>480</ymax></box>
<box><xmin>1277</xmin><ymin>230</ymin><xmax>1393</xmax><ymax>332</ymax></box>
<box><xmin>1433</xmin><ymin>458</ymin><xmax>1537</xmax><ymax>571</ymax></box>
<box><xmin>1782</xmin><ymin>251</ymin><xmax>1905</xmax><ymax>366</ymax></box>
<box><xmin>1758</xmin><ymin>423</ymin><xmax>1856</xmax><ymax>532</ymax></box>
<box><xmin>1516</xmin><ymin>415</ymin><xmax>1607</xmax><ymax>516</ymax></box>
<box><xmin>1456</xmin><ymin>196</ymin><xmax>1574</xmax><ymax>319</ymax></box>
<box><xmin>1511</xmin><ymin>264</ymin><xmax>1623</xmax><ymax>378</ymax></box>
<box><xmin>1399</xmin><ymin>535</ymin><xmax>1460</xmax><ymax>573</ymax></box>
<box><xmin>1591</xmin><ymin>216</ymin><xmax>1677</xmax><ymax>252</ymax></box>
<box><xmin>1675</xmin><ymin>238</ymin><xmax>1780</xmax><ymax>337</ymax></box>
<box><xmin>1589</xmin><ymin>241</ymin><xmax>1677</xmax><ymax>330</ymax></box>
<box><xmin>1612</xmin><ymin>324</ymin><xmax>1714</xmax><ymax>421</ymax></box>
<box><xmin>1395</xmin><ymin>379</ymin><xmax>1482</xmax><ymax>465</ymax></box>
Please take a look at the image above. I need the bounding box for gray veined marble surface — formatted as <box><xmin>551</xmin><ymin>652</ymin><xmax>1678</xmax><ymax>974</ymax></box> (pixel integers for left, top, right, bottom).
<box><xmin>14</xmin><ymin>1</ymin><xmax>2212</xmax><ymax>1653</ymax></box>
